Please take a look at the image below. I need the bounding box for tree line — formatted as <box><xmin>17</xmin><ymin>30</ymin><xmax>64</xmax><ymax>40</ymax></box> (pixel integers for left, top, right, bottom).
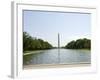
<box><xmin>65</xmin><ymin>38</ymin><xmax>91</xmax><ymax>49</ymax></box>
<box><xmin>23</xmin><ymin>32</ymin><xmax>91</xmax><ymax>51</ymax></box>
<box><xmin>23</xmin><ymin>32</ymin><xmax>53</xmax><ymax>52</ymax></box>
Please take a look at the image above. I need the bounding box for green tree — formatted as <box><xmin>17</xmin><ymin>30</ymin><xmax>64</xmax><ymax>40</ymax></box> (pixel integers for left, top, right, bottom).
<box><xmin>65</xmin><ymin>38</ymin><xmax>91</xmax><ymax>49</ymax></box>
<box><xmin>23</xmin><ymin>32</ymin><xmax>53</xmax><ymax>52</ymax></box>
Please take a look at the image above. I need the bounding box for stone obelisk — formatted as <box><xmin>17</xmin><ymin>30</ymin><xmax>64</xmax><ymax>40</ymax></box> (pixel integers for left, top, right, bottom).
<box><xmin>58</xmin><ymin>33</ymin><xmax>60</xmax><ymax>49</ymax></box>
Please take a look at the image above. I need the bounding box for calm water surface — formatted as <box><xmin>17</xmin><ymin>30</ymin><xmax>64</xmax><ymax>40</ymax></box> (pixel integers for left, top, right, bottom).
<box><xmin>23</xmin><ymin>49</ymin><xmax>91</xmax><ymax>65</ymax></box>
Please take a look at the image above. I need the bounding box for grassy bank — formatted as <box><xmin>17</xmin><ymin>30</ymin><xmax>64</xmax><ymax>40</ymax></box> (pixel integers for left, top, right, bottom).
<box><xmin>23</xmin><ymin>50</ymin><xmax>46</xmax><ymax>56</ymax></box>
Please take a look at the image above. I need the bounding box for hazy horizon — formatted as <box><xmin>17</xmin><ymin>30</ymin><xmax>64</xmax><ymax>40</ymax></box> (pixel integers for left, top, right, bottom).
<box><xmin>23</xmin><ymin>10</ymin><xmax>91</xmax><ymax>47</ymax></box>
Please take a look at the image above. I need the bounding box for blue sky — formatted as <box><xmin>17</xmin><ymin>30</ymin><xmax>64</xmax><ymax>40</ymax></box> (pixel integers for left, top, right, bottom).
<box><xmin>23</xmin><ymin>10</ymin><xmax>91</xmax><ymax>47</ymax></box>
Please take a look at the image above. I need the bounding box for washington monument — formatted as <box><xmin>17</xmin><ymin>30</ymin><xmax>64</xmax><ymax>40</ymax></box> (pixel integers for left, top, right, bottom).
<box><xmin>58</xmin><ymin>33</ymin><xmax>60</xmax><ymax>49</ymax></box>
